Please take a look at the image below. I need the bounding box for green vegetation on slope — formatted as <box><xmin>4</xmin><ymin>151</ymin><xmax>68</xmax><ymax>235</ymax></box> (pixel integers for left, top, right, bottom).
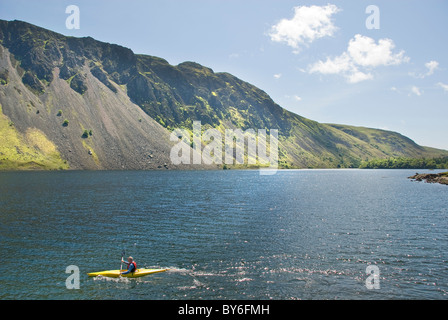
<box><xmin>0</xmin><ymin>104</ymin><xmax>69</xmax><ymax>170</ymax></box>
<box><xmin>359</xmin><ymin>157</ymin><xmax>448</xmax><ymax>169</ymax></box>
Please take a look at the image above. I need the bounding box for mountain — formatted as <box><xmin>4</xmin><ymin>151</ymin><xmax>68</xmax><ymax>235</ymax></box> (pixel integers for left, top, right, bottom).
<box><xmin>0</xmin><ymin>19</ymin><xmax>446</xmax><ymax>170</ymax></box>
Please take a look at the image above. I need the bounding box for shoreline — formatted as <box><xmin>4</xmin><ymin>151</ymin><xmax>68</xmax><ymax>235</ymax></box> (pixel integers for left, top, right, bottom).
<box><xmin>1</xmin><ymin>167</ymin><xmax>448</xmax><ymax>173</ymax></box>
<box><xmin>408</xmin><ymin>172</ymin><xmax>448</xmax><ymax>185</ymax></box>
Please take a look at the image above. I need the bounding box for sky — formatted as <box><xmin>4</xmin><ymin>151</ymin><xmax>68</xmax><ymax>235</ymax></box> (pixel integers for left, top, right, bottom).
<box><xmin>1</xmin><ymin>0</ymin><xmax>447</xmax><ymax>150</ymax></box>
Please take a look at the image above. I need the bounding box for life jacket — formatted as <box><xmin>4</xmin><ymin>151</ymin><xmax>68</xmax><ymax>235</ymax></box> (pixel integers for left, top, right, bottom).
<box><xmin>129</xmin><ymin>261</ymin><xmax>137</xmax><ymax>273</ymax></box>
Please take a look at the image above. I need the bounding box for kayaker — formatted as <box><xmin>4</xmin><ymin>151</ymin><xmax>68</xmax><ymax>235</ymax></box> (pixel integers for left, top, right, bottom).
<box><xmin>121</xmin><ymin>256</ymin><xmax>137</xmax><ymax>275</ymax></box>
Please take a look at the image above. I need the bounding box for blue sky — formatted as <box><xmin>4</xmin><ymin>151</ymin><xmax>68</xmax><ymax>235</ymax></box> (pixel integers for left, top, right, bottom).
<box><xmin>1</xmin><ymin>0</ymin><xmax>447</xmax><ymax>150</ymax></box>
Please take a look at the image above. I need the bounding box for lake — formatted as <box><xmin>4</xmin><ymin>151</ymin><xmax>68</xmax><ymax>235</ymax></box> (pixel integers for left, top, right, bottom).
<box><xmin>0</xmin><ymin>169</ymin><xmax>447</xmax><ymax>300</ymax></box>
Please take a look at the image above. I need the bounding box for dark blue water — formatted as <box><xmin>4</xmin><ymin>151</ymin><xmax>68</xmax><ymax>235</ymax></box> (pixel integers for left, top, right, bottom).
<box><xmin>0</xmin><ymin>169</ymin><xmax>447</xmax><ymax>300</ymax></box>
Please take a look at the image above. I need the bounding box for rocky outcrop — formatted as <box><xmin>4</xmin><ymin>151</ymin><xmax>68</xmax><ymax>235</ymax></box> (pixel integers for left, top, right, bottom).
<box><xmin>408</xmin><ymin>172</ymin><xmax>448</xmax><ymax>185</ymax></box>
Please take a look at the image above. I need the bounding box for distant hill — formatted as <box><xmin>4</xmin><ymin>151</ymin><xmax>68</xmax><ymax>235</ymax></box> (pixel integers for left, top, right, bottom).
<box><xmin>0</xmin><ymin>19</ymin><xmax>446</xmax><ymax>170</ymax></box>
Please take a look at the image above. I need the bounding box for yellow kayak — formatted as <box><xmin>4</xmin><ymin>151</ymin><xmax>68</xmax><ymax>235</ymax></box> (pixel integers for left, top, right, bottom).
<box><xmin>88</xmin><ymin>268</ymin><xmax>168</xmax><ymax>278</ymax></box>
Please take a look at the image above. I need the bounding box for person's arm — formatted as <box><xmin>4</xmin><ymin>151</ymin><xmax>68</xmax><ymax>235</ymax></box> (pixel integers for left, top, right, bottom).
<box><xmin>121</xmin><ymin>259</ymin><xmax>130</xmax><ymax>266</ymax></box>
<box><xmin>120</xmin><ymin>260</ymin><xmax>130</xmax><ymax>275</ymax></box>
<box><xmin>121</xmin><ymin>269</ymin><xmax>131</xmax><ymax>275</ymax></box>
<box><xmin>121</xmin><ymin>262</ymin><xmax>134</xmax><ymax>275</ymax></box>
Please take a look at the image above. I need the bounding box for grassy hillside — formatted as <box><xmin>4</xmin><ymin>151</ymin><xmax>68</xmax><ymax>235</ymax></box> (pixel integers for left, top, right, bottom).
<box><xmin>0</xmin><ymin>104</ymin><xmax>68</xmax><ymax>170</ymax></box>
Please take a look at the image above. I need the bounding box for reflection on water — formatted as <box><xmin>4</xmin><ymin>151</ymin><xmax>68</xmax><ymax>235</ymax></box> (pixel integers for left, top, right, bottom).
<box><xmin>0</xmin><ymin>169</ymin><xmax>447</xmax><ymax>299</ymax></box>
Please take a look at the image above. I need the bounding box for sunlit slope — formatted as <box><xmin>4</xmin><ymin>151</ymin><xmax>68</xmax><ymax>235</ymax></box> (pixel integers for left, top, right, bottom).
<box><xmin>0</xmin><ymin>104</ymin><xmax>68</xmax><ymax>170</ymax></box>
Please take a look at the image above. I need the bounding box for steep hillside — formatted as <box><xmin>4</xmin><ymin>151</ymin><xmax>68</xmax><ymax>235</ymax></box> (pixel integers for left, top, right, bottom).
<box><xmin>0</xmin><ymin>20</ymin><xmax>446</xmax><ymax>170</ymax></box>
<box><xmin>0</xmin><ymin>21</ymin><xmax>204</xmax><ymax>170</ymax></box>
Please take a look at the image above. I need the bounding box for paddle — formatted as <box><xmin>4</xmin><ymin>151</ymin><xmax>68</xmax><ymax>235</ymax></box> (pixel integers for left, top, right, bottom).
<box><xmin>119</xmin><ymin>249</ymin><xmax>125</xmax><ymax>276</ymax></box>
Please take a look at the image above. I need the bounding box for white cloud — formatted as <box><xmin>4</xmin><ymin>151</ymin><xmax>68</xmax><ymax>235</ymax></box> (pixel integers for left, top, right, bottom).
<box><xmin>411</xmin><ymin>86</ymin><xmax>422</xmax><ymax>96</ymax></box>
<box><xmin>410</xmin><ymin>60</ymin><xmax>439</xmax><ymax>78</ymax></box>
<box><xmin>273</xmin><ymin>73</ymin><xmax>282</xmax><ymax>79</ymax></box>
<box><xmin>347</xmin><ymin>70</ymin><xmax>373</xmax><ymax>84</ymax></box>
<box><xmin>347</xmin><ymin>35</ymin><xmax>408</xmax><ymax>67</ymax></box>
<box><xmin>425</xmin><ymin>60</ymin><xmax>439</xmax><ymax>76</ymax></box>
<box><xmin>437</xmin><ymin>82</ymin><xmax>448</xmax><ymax>92</ymax></box>
<box><xmin>294</xmin><ymin>95</ymin><xmax>302</xmax><ymax>101</ymax></box>
<box><xmin>309</xmin><ymin>34</ymin><xmax>409</xmax><ymax>83</ymax></box>
<box><xmin>269</xmin><ymin>4</ymin><xmax>340</xmax><ymax>53</ymax></box>
<box><xmin>309</xmin><ymin>52</ymin><xmax>352</xmax><ymax>75</ymax></box>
